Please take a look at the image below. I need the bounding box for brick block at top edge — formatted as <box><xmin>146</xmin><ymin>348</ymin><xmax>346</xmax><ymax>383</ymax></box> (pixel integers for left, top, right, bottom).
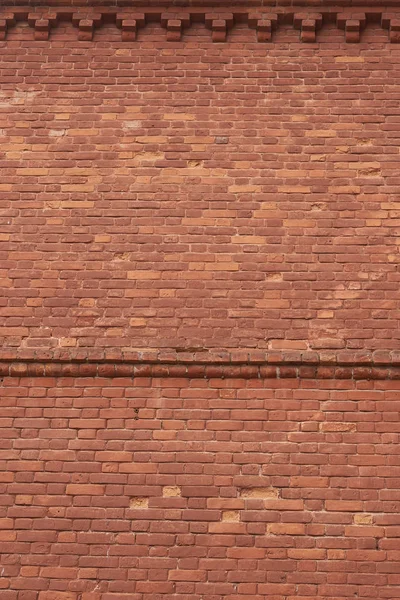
<box><xmin>1</xmin><ymin>3</ymin><xmax>400</xmax><ymax>14</ymax></box>
<box><xmin>2</xmin><ymin>0</ymin><xmax>400</xmax><ymax>6</ymax></box>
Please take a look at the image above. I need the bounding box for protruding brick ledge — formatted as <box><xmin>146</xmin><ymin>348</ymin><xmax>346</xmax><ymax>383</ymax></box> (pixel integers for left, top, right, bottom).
<box><xmin>2</xmin><ymin>6</ymin><xmax>400</xmax><ymax>42</ymax></box>
<box><xmin>1</xmin><ymin>349</ymin><xmax>400</xmax><ymax>379</ymax></box>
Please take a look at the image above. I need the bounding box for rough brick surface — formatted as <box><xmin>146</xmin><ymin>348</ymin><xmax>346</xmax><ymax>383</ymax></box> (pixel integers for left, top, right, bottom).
<box><xmin>0</xmin><ymin>7</ymin><xmax>400</xmax><ymax>354</ymax></box>
<box><xmin>1</xmin><ymin>377</ymin><xmax>400</xmax><ymax>599</ymax></box>
<box><xmin>2</xmin><ymin>2</ymin><xmax>400</xmax><ymax>599</ymax></box>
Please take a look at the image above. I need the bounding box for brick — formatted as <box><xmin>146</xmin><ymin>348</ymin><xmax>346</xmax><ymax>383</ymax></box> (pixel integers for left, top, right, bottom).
<box><xmin>168</xmin><ymin>570</ymin><xmax>206</xmax><ymax>581</ymax></box>
<box><xmin>129</xmin><ymin>319</ymin><xmax>146</xmax><ymax>327</ymax></box>
<box><xmin>222</xmin><ymin>510</ymin><xmax>240</xmax><ymax>522</ymax></box>
<box><xmin>66</xmin><ymin>485</ymin><xmax>104</xmax><ymax>496</ymax></box>
<box><xmin>240</xmin><ymin>488</ymin><xmax>278</xmax><ymax>499</ymax></box>
<box><xmin>354</xmin><ymin>513</ymin><xmax>373</xmax><ymax>525</ymax></box>
<box><xmin>228</xmin><ymin>185</ymin><xmax>261</xmax><ymax>193</ymax></box>
<box><xmin>308</xmin><ymin>130</ymin><xmax>337</xmax><ymax>137</ymax></box>
<box><xmin>130</xmin><ymin>498</ymin><xmax>149</xmax><ymax>508</ymax></box>
<box><xmin>278</xmin><ymin>186</ymin><xmax>311</xmax><ymax>193</ymax></box>
<box><xmin>267</xmin><ymin>523</ymin><xmax>306</xmax><ymax>535</ymax></box>
<box><xmin>345</xmin><ymin>525</ymin><xmax>385</xmax><ymax>537</ymax></box>
<box><xmin>127</xmin><ymin>271</ymin><xmax>161</xmax><ymax>280</ymax></box>
<box><xmin>288</xmin><ymin>549</ymin><xmax>326</xmax><ymax>559</ymax></box>
<box><xmin>162</xmin><ymin>486</ymin><xmax>181</xmax><ymax>497</ymax></box>
<box><xmin>325</xmin><ymin>500</ymin><xmax>363</xmax><ymax>512</ymax></box>
<box><xmin>39</xmin><ymin>594</ymin><xmax>77</xmax><ymax>600</ymax></box>
<box><xmin>204</xmin><ymin>263</ymin><xmax>239</xmax><ymax>271</ymax></box>
<box><xmin>16</xmin><ymin>168</ymin><xmax>48</xmax><ymax>175</ymax></box>
<box><xmin>335</xmin><ymin>56</ymin><xmax>365</xmax><ymax>62</ymax></box>
<box><xmin>263</xmin><ymin>499</ymin><xmax>304</xmax><ymax>510</ymax></box>
<box><xmin>231</xmin><ymin>236</ymin><xmax>265</xmax><ymax>244</ymax></box>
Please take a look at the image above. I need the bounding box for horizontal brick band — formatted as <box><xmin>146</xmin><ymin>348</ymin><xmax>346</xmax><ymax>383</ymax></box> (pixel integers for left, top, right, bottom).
<box><xmin>6</xmin><ymin>1</ymin><xmax>400</xmax><ymax>6</ymax></box>
<box><xmin>1</xmin><ymin>351</ymin><xmax>400</xmax><ymax>379</ymax></box>
<box><xmin>1</xmin><ymin>348</ymin><xmax>399</xmax><ymax>365</ymax></box>
<box><xmin>1</xmin><ymin>7</ymin><xmax>400</xmax><ymax>42</ymax></box>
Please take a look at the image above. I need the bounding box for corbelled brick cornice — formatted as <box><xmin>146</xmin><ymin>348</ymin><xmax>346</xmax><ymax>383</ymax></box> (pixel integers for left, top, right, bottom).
<box><xmin>1</xmin><ymin>4</ymin><xmax>400</xmax><ymax>41</ymax></box>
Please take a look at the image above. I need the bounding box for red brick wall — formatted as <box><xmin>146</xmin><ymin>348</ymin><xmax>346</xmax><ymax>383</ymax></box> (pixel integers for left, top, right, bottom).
<box><xmin>2</xmin><ymin>3</ymin><xmax>400</xmax><ymax>599</ymax></box>
<box><xmin>1</xmin><ymin>6</ymin><xmax>399</xmax><ymax>354</ymax></box>
<box><xmin>2</xmin><ymin>376</ymin><xmax>400</xmax><ymax>600</ymax></box>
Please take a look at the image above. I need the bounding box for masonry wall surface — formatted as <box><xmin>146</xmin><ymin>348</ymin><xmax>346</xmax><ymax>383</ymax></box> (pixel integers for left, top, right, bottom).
<box><xmin>2</xmin><ymin>376</ymin><xmax>400</xmax><ymax>600</ymax></box>
<box><xmin>1</xmin><ymin>10</ymin><xmax>400</xmax><ymax>354</ymax></box>
<box><xmin>1</xmin><ymin>2</ymin><xmax>400</xmax><ymax>600</ymax></box>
